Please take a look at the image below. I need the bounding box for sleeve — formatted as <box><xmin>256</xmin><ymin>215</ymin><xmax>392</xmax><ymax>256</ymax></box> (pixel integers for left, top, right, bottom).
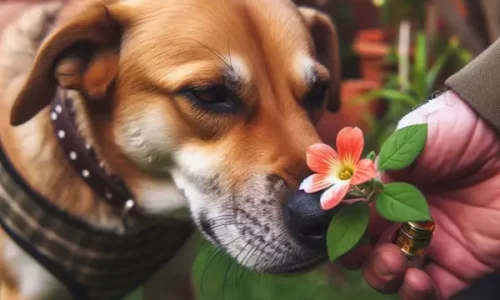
<box><xmin>446</xmin><ymin>38</ymin><xmax>500</xmax><ymax>134</ymax></box>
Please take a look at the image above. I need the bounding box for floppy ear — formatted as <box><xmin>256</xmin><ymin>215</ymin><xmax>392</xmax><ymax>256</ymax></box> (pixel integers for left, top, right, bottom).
<box><xmin>9</xmin><ymin>2</ymin><xmax>133</xmax><ymax>126</ymax></box>
<box><xmin>298</xmin><ymin>7</ymin><xmax>342</xmax><ymax>112</ymax></box>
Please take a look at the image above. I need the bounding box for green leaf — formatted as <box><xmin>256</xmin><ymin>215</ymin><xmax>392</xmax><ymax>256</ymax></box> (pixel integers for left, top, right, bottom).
<box><xmin>375</xmin><ymin>182</ymin><xmax>431</xmax><ymax>222</ymax></box>
<box><xmin>413</xmin><ymin>32</ymin><xmax>428</xmax><ymax>101</ymax></box>
<box><xmin>327</xmin><ymin>202</ymin><xmax>370</xmax><ymax>261</ymax></box>
<box><xmin>426</xmin><ymin>47</ymin><xmax>456</xmax><ymax>92</ymax></box>
<box><xmin>378</xmin><ymin>124</ymin><xmax>428</xmax><ymax>171</ymax></box>
<box><xmin>352</xmin><ymin>89</ymin><xmax>416</xmax><ymax>106</ymax></box>
<box><xmin>366</xmin><ymin>151</ymin><xmax>377</xmax><ymax>162</ymax></box>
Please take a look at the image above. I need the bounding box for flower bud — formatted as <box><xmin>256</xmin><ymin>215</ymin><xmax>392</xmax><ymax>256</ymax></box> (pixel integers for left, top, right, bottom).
<box><xmin>366</xmin><ymin>151</ymin><xmax>377</xmax><ymax>162</ymax></box>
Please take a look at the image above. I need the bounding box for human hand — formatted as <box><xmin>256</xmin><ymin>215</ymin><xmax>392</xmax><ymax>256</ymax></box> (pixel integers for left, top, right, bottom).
<box><xmin>336</xmin><ymin>90</ymin><xmax>500</xmax><ymax>299</ymax></box>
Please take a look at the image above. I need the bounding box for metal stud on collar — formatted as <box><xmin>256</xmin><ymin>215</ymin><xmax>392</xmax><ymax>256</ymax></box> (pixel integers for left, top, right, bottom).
<box><xmin>121</xmin><ymin>199</ymin><xmax>136</xmax><ymax>229</ymax></box>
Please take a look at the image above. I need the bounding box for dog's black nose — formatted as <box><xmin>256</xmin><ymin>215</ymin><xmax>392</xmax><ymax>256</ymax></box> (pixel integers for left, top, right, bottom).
<box><xmin>284</xmin><ymin>189</ymin><xmax>341</xmax><ymax>250</ymax></box>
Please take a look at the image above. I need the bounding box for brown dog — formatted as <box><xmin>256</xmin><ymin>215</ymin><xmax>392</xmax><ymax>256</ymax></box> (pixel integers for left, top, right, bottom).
<box><xmin>0</xmin><ymin>0</ymin><xmax>341</xmax><ymax>299</ymax></box>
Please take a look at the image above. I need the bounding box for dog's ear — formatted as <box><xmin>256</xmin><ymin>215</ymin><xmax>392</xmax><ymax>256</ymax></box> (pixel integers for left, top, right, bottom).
<box><xmin>9</xmin><ymin>2</ymin><xmax>134</xmax><ymax>126</ymax></box>
<box><xmin>298</xmin><ymin>7</ymin><xmax>341</xmax><ymax>112</ymax></box>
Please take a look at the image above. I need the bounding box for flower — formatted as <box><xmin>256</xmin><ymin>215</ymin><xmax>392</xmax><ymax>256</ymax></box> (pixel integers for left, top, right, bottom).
<box><xmin>299</xmin><ymin>127</ymin><xmax>377</xmax><ymax>210</ymax></box>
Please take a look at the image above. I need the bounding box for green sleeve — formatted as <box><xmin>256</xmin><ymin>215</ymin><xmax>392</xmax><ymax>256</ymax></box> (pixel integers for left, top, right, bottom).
<box><xmin>446</xmin><ymin>38</ymin><xmax>500</xmax><ymax>134</ymax></box>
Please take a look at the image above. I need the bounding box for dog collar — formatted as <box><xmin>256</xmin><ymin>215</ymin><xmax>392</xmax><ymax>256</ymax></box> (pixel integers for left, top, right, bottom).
<box><xmin>50</xmin><ymin>89</ymin><xmax>141</xmax><ymax>225</ymax></box>
<box><xmin>0</xmin><ymin>143</ymin><xmax>193</xmax><ymax>299</ymax></box>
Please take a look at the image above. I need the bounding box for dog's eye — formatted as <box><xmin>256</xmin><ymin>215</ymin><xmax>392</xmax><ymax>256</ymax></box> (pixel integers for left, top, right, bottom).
<box><xmin>182</xmin><ymin>85</ymin><xmax>239</xmax><ymax>113</ymax></box>
<box><xmin>303</xmin><ymin>82</ymin><xmax>329</xmax><ymax>111</ymax></box>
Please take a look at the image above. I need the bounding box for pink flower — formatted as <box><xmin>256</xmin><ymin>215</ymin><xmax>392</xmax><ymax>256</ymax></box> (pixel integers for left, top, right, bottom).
<box><xmin>299</xmin><ymin>127</ymin><xmax>377</xmax><ymax>210</ymax></box>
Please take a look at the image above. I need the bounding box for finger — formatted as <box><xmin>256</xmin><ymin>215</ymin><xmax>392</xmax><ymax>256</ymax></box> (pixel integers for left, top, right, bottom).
<box><xmin>399</xmin><ymin>268</ymin><xmax>440</xmax><ymax>300</ymax></box>
<box><xmin>362</xmin><ymin>243</ymin><xmax>407</xmax><ymax>293</ymax></box>
<box><xmin>425</xmin><ymin>264</ymin><xmax>468</xmax><ymax>299</ymax></box>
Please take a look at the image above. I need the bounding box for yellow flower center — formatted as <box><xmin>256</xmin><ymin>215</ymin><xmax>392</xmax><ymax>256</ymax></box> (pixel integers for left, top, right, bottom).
<box><xmin>338</xmin><ymin>166</ymin><xmax>354</xmax><ymax>181</ymax></box>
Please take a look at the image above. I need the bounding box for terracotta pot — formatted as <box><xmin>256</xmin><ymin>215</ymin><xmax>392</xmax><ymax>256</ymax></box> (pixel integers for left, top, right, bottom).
<box><xmin>353</xmin><ymin>28</ymin><xmax>390</xmax><ymax>85</ymax></box>
<box><xmin>317</xmin><ymin>79</ymin><xmax>381</xmax><ymax>146</ymax></box>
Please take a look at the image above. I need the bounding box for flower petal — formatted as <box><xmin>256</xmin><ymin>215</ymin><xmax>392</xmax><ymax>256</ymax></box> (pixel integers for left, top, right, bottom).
<box><xmin>320</xmin><ymin>181</ymin><xmax>350</xmax><ymax>210</ymax></box>
<box><xmin>351</xmin><ymin>159</ymin><xmax>377</xmax><ymax>185</ymax></box>
<box><xmin>299</xmin><ymin>174</ymin><xmax>334</xmax><ymax>193</ymax></box>
<box><xmin>306</xmin><ymin>143</ymin><xmax>340</xmax><ymax>174</ymax></box>
<box><xmin>336</xmin><ymin>127</ymin><xmax>364</xmax><ymax>164</ymax></box>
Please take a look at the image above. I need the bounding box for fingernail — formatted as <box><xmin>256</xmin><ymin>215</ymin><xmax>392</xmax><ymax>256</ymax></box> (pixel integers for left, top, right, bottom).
<box><xmin>396</xmin><ymin>94</ymin><xmax>448</xmax><ymax>130</ymax></box>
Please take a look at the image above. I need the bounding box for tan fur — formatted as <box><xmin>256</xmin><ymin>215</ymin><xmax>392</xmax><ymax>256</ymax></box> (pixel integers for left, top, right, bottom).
<box><xmin>0</xmin><ymin>0</ymin><xmax>341</xmax><ymax>298</ymax></box>
<box><xmin>0</xmin><ymin>284</ymin><xmax>23</xmax><ymax>300</ymax></box>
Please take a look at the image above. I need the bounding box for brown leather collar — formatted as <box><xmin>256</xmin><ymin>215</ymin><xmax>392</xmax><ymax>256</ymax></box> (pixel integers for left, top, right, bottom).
<box><xmin>50</xmin><ymin>89</ymin><xmax>141</xmax><ymax>225</ymax></box>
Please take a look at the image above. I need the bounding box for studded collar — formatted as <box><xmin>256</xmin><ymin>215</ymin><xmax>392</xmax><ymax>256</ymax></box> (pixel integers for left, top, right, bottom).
<box><xmin>49</xmin><ymin>89</ymin><xmax>141</xmax><ymax>225</ymax></box>
<box><xmin>0</xmin><ymin>142</ymin><xmax>193</xmax><ymax>299</ymax></box>
<box><xmin>0</xmin><ymin>89</ymin><xmax>194</xmax><ymax>299</ymax></box>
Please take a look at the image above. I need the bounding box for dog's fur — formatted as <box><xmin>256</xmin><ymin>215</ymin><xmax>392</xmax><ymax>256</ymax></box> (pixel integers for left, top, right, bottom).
<box><xmin>0</xmin><ymin>0</ymin><xmax>341</xmax><ymax>298</ymax></box>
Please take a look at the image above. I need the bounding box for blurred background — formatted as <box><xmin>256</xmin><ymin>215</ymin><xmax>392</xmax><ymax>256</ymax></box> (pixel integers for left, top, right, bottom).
<box><xmin>1</xmin><ymin>0</ymin><xmax>500</xmax><ymax>299</ymax></box>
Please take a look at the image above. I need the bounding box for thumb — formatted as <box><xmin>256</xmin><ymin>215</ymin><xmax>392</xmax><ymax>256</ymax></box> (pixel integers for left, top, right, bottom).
<box><xmin>396</xmin><ymin>91</ymin><xmax>451</xmax><ymax>131</ymax></box>
<box><xmin>361</xmin><ymin>93</ymin><xmax>451</xmax><ymax>243</ymax></box>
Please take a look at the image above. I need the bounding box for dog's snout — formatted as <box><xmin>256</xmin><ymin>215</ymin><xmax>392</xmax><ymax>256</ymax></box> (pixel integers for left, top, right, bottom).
<box><xmin>283</xmin><ymin>189</ymin><xmax>341</xmax><ymax>249</ymax></box>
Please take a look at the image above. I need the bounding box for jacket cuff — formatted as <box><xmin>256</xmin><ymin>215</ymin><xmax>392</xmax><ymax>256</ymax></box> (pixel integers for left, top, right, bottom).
<box><xmin>446</xmin><ymin>38</ymin><xmax>500</xmax><ymax>134</ymax></box>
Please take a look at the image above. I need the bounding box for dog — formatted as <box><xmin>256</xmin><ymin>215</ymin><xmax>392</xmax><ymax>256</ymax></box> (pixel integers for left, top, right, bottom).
<box><xmin>0</xmin><ymin>0</ymin><xmax>342</xmax><ymax>299</ymax></box>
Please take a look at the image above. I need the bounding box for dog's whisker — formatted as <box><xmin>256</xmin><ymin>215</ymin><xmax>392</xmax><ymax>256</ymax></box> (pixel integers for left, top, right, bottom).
<box><xmin>226</xmin><ymin>35</ymin><xmax>234</xmax><ymax>70</ymax></box>
<box><xmin>272</xmin><ymin>232</ymin><xmax>291</xmax><ymax>271</ymax></box>
<box><xmin>201</xmin><ymin>215</ymin><xmax>236</xmax><ymax>223</ymax></box>
<box><xmin>190</xmin><ymin>38</ymin><xmax>232</xmax><ymax>71</ymax></box>
<box><xmin>205</xmin><ymin>222</ymin><xmax>256</xmax><ymax>231</ymax></box>
<box><xmin>236</xmin><ymin>243</ymin><xmax>259</xmax><ymax>292</ymax></box>
<box><xmin>222</xmin><ymin>229</ymin><xmax>263</xmax><ymax>298</ymax></box>
<box><xmin>199</xmin><ymin>232</ymin><xmax>248</xmax><ymax>295</ymax></box>
<box><xmin>231</xmin><ymin>227</ymin><xmax>268</xmax><ymax>290</ymax></box>
<box><xmin>235</xmin><ymin>225</ymin><xmax>273</xmax><ymax>291</ymax></box>
<box><xmin>235</xmin><ymin>246</ymin><xmax>256</xmax><ymax>298</ymax></box>
<box><xmin>222</xmin><ymin>242</ymin><xmax>248</xmax><ymax>300</ymax></box>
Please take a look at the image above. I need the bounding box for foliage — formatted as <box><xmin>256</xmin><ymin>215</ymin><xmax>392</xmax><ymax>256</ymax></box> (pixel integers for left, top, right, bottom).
<box><xmin>327</xmin><ymin>202</ymin><xmax>370</xmax><ymax>261</ymax></box>
<box><xmin>325</xmin><ymin>124</ymin><xmax>430</xmax><ymax>261</ymax></box>
<box><xmin>124</xmin><ymin>240</ymin><xmax>397</xmax><ymax>300</ymax></box>
<box><xmin>377</xmin><ymin>124</ymin><xmax>427</xmax><ymax>171</ymax></box>
<box><xmin>331</xmin><ymin>2</ymin><xmax>359</xmax><ymax>79</ymax></box>
<box><xmin>376</xmin><ymin>0</ymin><xmax>428</xmax><ymax>29</ymax></box>
<box><xmin>357</xmin><ymin>32</ymin><xmax>470</xmax><ymax>151</ymax></box>
<box><xmin>375</xmin><ymin>182</ymin><xmax>430</xmax><ymax>222</ymax></box>
<box><xmin>192</xmin><ymin>241</ymin><xmax>395</xmax><ymax>300</ymax></box>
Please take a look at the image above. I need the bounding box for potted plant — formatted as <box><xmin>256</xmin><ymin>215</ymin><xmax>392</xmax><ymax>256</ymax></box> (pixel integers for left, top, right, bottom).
<box><xmin>317</xmin><ymin>79</ymin><xmax>381</xmax><ymax>147</ymax></box>
<box><xmin>352</xmin><ymin>0</ymin><xmax>432</xmax><ymax>86</ymax></box>
<box><xmin>356</xmin><ymin>31</ymin><xmax>466</xmax><ymax>151</ymax></box>
<box><xmin>352</xmin><ymin>28</ymin><xmax>390</xmax><ymax>85</ymax></box>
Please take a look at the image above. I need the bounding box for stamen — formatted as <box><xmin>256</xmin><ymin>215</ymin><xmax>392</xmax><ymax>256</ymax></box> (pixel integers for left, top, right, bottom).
<box><xmin>338</xmin><ymin>167</ymin><xmax>354</xmax><ymax>180</ymax></box>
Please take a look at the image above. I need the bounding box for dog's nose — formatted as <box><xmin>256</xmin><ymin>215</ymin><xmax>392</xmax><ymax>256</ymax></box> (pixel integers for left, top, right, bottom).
<box><xmin>283</xmin><ymin>189</ymin><xmax>341</xmax><ymax>249</ymax></box>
